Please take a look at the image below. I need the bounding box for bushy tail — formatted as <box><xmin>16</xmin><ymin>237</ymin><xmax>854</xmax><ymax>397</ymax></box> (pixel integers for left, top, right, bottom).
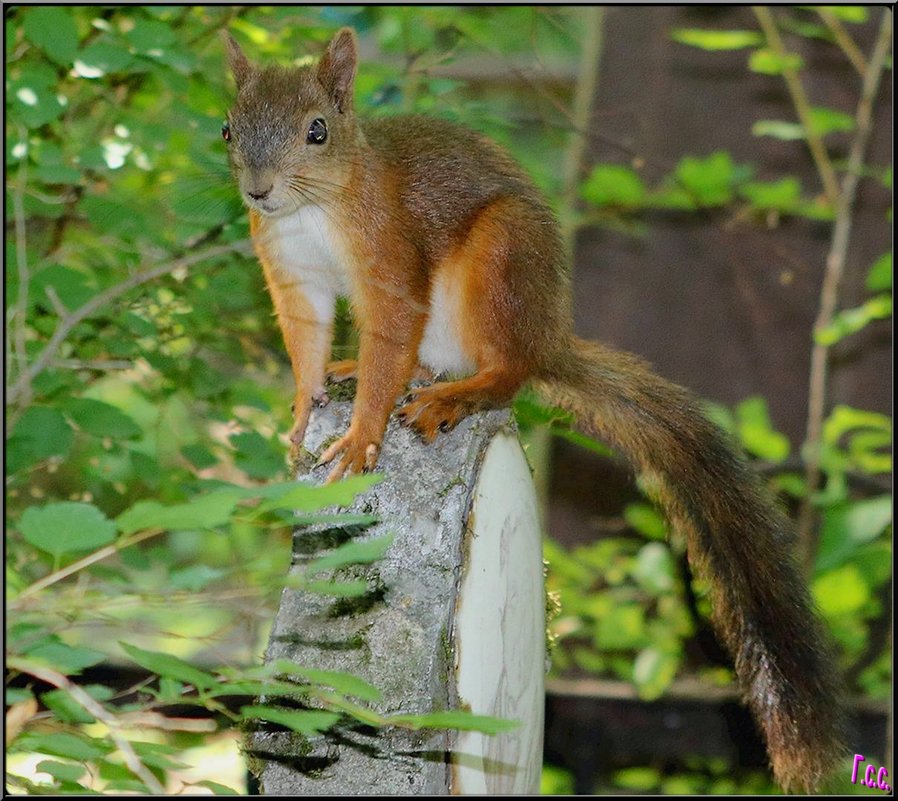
<box><xmin>534</xmin><ymin>337</ymin><xmax>846</xmax><ymax>792</ymax></box>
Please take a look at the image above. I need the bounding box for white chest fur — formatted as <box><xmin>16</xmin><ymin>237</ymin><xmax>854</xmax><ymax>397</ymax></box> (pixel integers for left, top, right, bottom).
<box><xmin>259</xmin><ymin>205</ymin><xmax>475</xmax><ymax>377</ymax></box>
<box><xmin>264</xmin><ymin>205</ymin><xmax>350</xmax><ymax>322</ymax></box>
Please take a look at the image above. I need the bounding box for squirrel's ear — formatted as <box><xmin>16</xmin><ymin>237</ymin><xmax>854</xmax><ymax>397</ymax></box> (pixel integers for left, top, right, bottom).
<box><xmin>317</xmin><ymin>27</ymin><xmax>357</xmax><ymax>113</ymax></box>
<box><xmin>222</xmin><ymin>31</ymin><xmax>253</xmax><ymax>89</ymax></box>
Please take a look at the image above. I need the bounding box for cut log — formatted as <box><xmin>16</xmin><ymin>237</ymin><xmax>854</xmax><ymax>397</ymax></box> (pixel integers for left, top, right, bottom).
<box><xmin>249</xmin><ymin>399</ymin><xmax>545</xmax><ymax>794</ymax></box>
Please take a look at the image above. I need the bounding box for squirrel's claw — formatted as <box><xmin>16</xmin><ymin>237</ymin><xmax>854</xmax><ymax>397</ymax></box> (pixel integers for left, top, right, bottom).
<box><xmin>318</xmin><ymin>431</ymin><xmax>379</xmax><ymax>482</ymax></box>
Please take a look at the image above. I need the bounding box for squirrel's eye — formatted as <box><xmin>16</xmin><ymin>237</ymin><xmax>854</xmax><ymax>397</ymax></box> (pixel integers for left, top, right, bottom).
<box><xmin>307</xmin><ymin>117</ymin><xmax>327</xmax><ymax>145</ymax></box>
<box><xmin>221</xmin><ymin>121</ymin><xmax>230</xmax><ymax>142</ymax></box>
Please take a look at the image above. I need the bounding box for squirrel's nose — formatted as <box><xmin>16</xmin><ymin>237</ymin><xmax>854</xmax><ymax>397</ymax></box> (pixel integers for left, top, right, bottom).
<box><xmin>247</xmin><ymin>186</ymin><xmax>272</xmax><ymax>201</ymax></box>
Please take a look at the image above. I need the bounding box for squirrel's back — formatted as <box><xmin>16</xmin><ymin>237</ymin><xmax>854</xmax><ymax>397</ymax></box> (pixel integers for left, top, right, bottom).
<box><xmin>361</xmin><ymin>115</ymin><xmax>560</xmax><ymax>262</ymax></box>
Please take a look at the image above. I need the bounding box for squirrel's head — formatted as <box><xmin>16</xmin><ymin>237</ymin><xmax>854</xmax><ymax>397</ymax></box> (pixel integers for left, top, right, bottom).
<box><xmin>222</xmin><ymin>28</ymin><xmax>358</xmax><ymax>217</ymax></box>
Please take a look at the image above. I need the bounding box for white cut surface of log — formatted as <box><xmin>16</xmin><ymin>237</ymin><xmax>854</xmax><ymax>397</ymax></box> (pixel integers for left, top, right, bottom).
<box><xmin>451</xmin><ymin>429</ymin><xmax>545</xmax><ymax>793</ymax></box>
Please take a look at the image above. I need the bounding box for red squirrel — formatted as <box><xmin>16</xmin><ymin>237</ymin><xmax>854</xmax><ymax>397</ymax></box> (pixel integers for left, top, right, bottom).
<box><xmin>223</xmin><ymin>28</ymin><xmax>846</xmax><ymax>792</ymax></box>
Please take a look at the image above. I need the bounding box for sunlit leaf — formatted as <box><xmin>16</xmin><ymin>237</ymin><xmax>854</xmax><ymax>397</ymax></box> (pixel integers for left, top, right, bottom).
<box><xmin>389</xmin><ymin>710</ymin><xmax>519</xmax><ymax>734</ymax></box>
<box><xmin>865</xmin><ymin>253</ymin><xmax>891</xmax><ymax>292</ymax></box>
<box><xmin>735</xmin><ymin>396</ymin><xmax>790</xmax><ymax>462</ymax></box>
<box><xmin>748</xmin><ymin>48</ymin><xmax>804</xmax><ymax>75</ymax></box>
<box><xmin>25</xmin><ymin>641</ymin><xmax>106</xmax><ymax>675</ymax></box>
<box><xmin>814</xmin><ymin>295</ymin><xmax>892</xmax><ymax>345</ymax></box>
<box><xmin>305</xmin><ymin>533</ymin><xmax>394</xmax><ymax>574</ymax></box>
<box><xmin>115</xmin><ymin>490</ymin><xmax>242</xmax><ymax>534</ymax></box>
<box><xmin>120</xmin><ymin>643</ymin><xmax>219</xmax><ymax>690</ymax></box>
<box><xmin>270</xmin><ymin>661</ymin><xmax>382</xmax><ymax>702</ymax></box>
<box><xmin>633</xmin><ymin>646</ymin><xmax>680</xmax><ymax>700</ymax></box>
<box><xmin>19</xmin><ymin>502</ymin><xmax>117</xmax><ymax>558</ymax></box>
<box><xmin>812</xmin><ymin>564</ymin><xmax>870</xmax><ymax>616</ymax></box>
<box><xmin>671</xmin><ymin>28</ymin><xmax>763</xmax><ymax>51</ymax></box>
<box><xmin>580</xmin><ymin>164</ymin><xmax>647</xmax><ymax>208</ymax></box>
<box><xmin>240</xmin><ymin>705</ymin><xmax>340</xmax><ymax>734</ymax></box>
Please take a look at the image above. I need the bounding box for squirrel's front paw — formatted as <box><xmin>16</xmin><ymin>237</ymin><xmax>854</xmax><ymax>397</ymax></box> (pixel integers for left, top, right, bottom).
<box><xmin>317</xmin><ymin>429</ymin><xmax>379</xmax><ymax>483</ymax></box>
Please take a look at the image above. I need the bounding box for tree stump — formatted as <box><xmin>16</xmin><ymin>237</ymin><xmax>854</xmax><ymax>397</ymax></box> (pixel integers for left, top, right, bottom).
<box><xmin>249</xmin><ymin>399</ymin><xmax>545</xmax><ymax>794</ymax></box>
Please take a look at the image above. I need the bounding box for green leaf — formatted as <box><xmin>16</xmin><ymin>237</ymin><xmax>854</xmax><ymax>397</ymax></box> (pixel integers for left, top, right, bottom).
<box><xmin>553</xmin><ymin>427</ymin><xmax>613</xmax><ymax>457</ymax></box>
<box><xmin>613</xmin><ymin>766</ymin><xmax>661</xmax><ymax>791</ymax></box>
<box><xmin>816</xmin><ymin>496</ymin><xmax>893</xmax><ymax>572</ymax></box>
<box><xmin>301</xmin><ymin>579</ymin><xmax>371</xmax><ymax>597</ymax></box>
<box><xmin>36</xmin><ymin>760</ymin><xmax>87</xmax><ymax>784</ymax></box>
<box><xmin>674</xmin><ymin>151</ymin><xmax>739</xmax><ymax>207</ymax></box>
<box><xmin>120</xmin><ymin>642</ymin><xmax>219</xmax><ymax>690</ymax></box>
<box><xmin>193</xmin><ymin>781</ymin><xmax>239</xmax><ymax>795</ymax></box>
<box><xmin>748</xmin><ymin>48</ymin><xmax>804</xmax><ymax>75</ymax></box>
<box><xmin>807</xmin><ymin>105</ymin><xmax>855</xmax><ymax>136</ymax></box>
<box><xmin>255</xmin><ymin>473</ymin><xmax>382</xmax><ymax>513</ymax></box>
<box><xmin>824</xmin><ymin>6</ymin><xmax>869</xmax><ymax>23</ymax></box>
<box><xmin>40</xmin><ymin>690</ymin><xmax>96</xmax><ymax>724</ymax></box>
<box><xmin>633</xmin><ymin>646</ymin><xmax>680</xmax><ymax>700</ymax></box>
<box><xmin>814</xmin><ymin>295</ymin><xmax>892</xmax><ymax>346</ymax></box>
<box><xmin>180</xmin><ymin>443</ymin><xmax>219</xmax><ymax>470</ymax></box>
<box><xmin>305</xmin><ymin>534</ymin><xmax>394</xmax><ymax>574</ymax></box>
<box><xmin>270</xmin><ymin>661</ymin><xmax>382</xmax><ymax>702</ymax></box>
<box><xmin>735</xmin><ymin>397</ymin><xmax>790</xmax><ymax>462</ymax></box>
<box><xmin>116</xmin><ymin>489</ymin><xmax>241</xmax><ymax>534</ymax></box>
<box><xmin>623</xmin><ymin>503</ymin><xmax>667</xmax><ymax>541</ymax></box>
<box><xmin>9</xmin><ymin>79</ymin><xmax>67</xmax><ymax>129</ymax></box>
<box><xmin>739</xmin><ymin>177</ymin><xmax>802</xmax><ymax>212</ymax></box>
<box><xmin>65</xmin><ymin>398</ymin><xmax>141</xmax><ymax>439</ymax></box>
<box><xmin>671</xmin><ymin>28</ymin><xmax>763</xmax><ymax>51</ymax></box>
<box><xmin>23</xmin><ymin>7</ymin><xmax>80</xmax><ymax>67</ymax></box>
<box><xmin>595</xmin><ymin>604</ymin><xmax>648</xmax><ymax>650</ymax></box>
<box><xmin>25</xmin><ymin>641</ymin><xmax>106</xmax><ymax>675</ymax></box>
<box><xmin>753</xmin><ymin>106</ymin><xmax>855</xmax><ymax>141</ymax></box>
<box><xmin>73</xmin><ymin>40</ymin><xmax>134</xmax><ymax>78</ymax></box>
<box><xmin>865</xmin><ymin>253</ymin><xmax>892</xmax><ymax>292</ymax></box>
<box><xmin>30</xmin><ymin>265</ymin><xmax>95</xmax><ymax>312</ymax></box>
<box><xmin>240</xmin><ymin>705</ymin><xmax>340</xmax><ymax>734</ymax></box>
<box><xmin>169</xmin><ymin>565</ymin><xmax>226</xmax><ymax>591</ymax></box>
<box><xmin>812</xmin><ymin>564</ymin><xmax>871</xmax><ymax>616</ymax></box>
<box><xmin>390</xmin><ymin>710</ymin><xmax>520</xmax><ymax>734</ymax></box>
<box><xmin>752</xmin><ymin>120</ymin><xmax>805</xmax><ymax>141</ymax></box>
<box><xmin>12</xmin><ymin>731</ymin><xmax>112</xmax><ymax>761</ymax></box>
<box><xmin>7</xmin><ymin>406</ymin><xmax>74</xmax><ymax>473</ymax></box>
<box><xmin>19</xmin><ymin>502</ymin><xmax>117</xmax><ymax>558</ymax></box>
<box><xmin>580</xmin><ymin>164</ymin><xmax>647</xmax><ymax>209</ymax></box>
<box><xmin>632</xmin><ymin>543</ymin><xmax>676</xmax><ymax>594</ymax></box>
<box><xmin>230</xmin><ymin>431</ymin><xmax>285</xmax><ymax>480</ymax></box>
<box><xmin>123</xmin><ymin>18</ymin><xmax>177</xmax><ymax>53</ymax></box>
<box><xmin>823</xmin><ymin>405</ymin><xmax>892</xmax><ymax>444</ymax></box>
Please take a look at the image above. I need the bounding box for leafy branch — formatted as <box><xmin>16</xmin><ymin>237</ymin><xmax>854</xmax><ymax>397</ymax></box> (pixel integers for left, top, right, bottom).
<box><xmin>5</xmin><ymin>239</ymin><xmax>252</xmax><ymax>413</ymax></box>
<box><xmin>796</xmin><ymin>9</ymin><xmax>892</xmax><ymax>567</ymax></box>
<box><xmin>751</xmin><ymin>6</ymin><xmax>841</xmax><ymax>206</ymax></box>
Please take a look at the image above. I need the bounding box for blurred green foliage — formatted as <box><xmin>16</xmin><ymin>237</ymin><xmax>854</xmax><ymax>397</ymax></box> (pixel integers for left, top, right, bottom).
<box><xmin>5</xmin><ymin>5</ymin><xmax>581</xmax><ymax>793</ymax></box>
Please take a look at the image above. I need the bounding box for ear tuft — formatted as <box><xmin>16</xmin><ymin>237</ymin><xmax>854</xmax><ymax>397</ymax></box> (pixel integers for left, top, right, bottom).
<box><xmin>222</xmin><ymin>31</ymin><xmax>253</xmax><ymax>89</ymax></box>
<box><xmin>317</xmin><ymin>27</ymin><xmax>357</xmax><ymax>113</ymax></box>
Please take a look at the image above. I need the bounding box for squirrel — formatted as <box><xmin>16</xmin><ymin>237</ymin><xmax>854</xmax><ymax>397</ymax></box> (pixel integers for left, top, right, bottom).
<box><xmin>223</xmin><ymin>28</ymin><xmax>846</xmax><ymax>792</ymax></box>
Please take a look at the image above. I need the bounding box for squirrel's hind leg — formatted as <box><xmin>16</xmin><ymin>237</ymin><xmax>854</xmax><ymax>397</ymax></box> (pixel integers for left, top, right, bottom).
<box><xmin>397</xmin><ymin>367</ymin><xmax>528</xmax><ymax>442</ymax></box>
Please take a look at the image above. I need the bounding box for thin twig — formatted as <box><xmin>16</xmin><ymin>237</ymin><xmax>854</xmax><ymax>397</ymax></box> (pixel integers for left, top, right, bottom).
<box><xmin>817</xmin><ymin>8</ymin><xmax>868</xmax><ymax>77</ymax></box>
<box><xmin>752</xmin><ymin>6</ymin><xmax>842</xmax><ymax>207</ymax></box>
<box><xmin>796</xmin><ymin>9</ymin><xmax>892</xmax><ymax>570</ymax></box>
<box><xmin>11</xmin><ymin>136</ymin><xmax>31</xmax><ymax>400</ymax></box>
<box><xmin>561</xmin><ymin>6</ymin><xmax>604</xmax><ymax>252</ymax></box>
<box><xmin>11</xmin><ymin>528</ymin><xmax>164</xmax><ymax>603</ymax></box>
<box><xmin>5</xmin><ymin>239</ymin><xmax>251</xmax><ymax>410</ymax></box>
<box><xmin>6</xmin><ymin>658</ymin><xmax>167</xmax><ymax>794</ymax></box>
